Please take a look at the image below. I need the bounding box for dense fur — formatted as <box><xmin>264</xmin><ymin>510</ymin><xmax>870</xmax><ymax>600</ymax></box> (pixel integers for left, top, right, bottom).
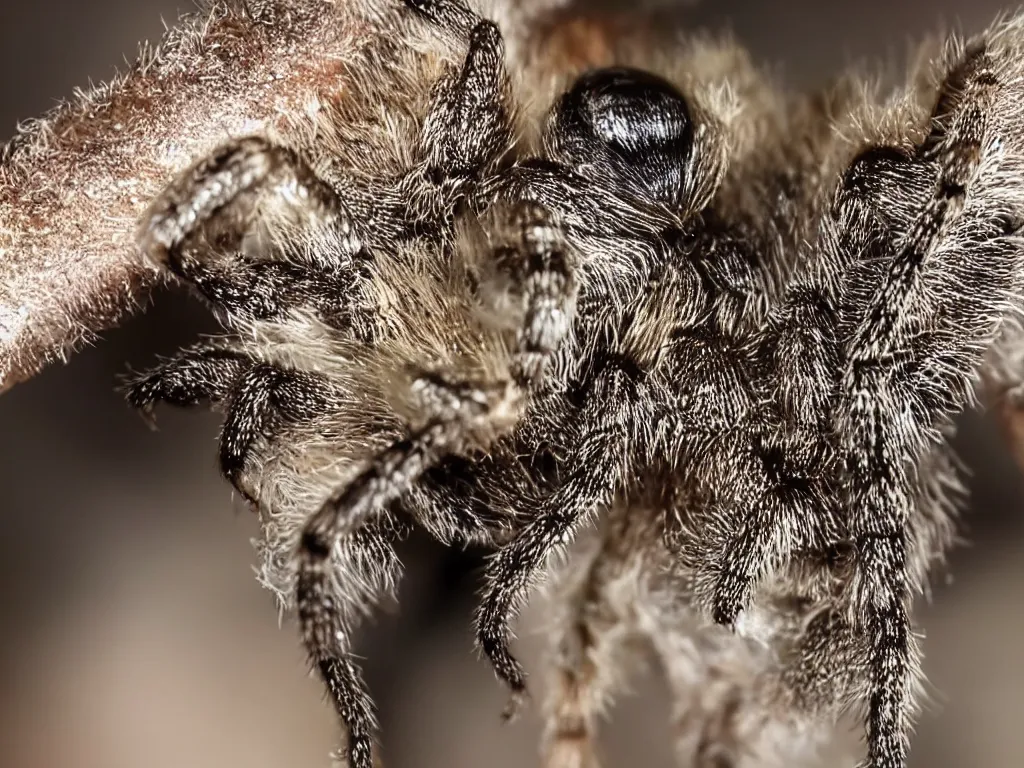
<box><xmin>120</xmin><ymin>2</ymin><xmax>1024</xmax><ymax>767</ymax></box>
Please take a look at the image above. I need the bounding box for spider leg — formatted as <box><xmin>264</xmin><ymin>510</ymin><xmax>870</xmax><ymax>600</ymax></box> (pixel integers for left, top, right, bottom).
<box><xmin>139</xmin><ymin>135</ymin><xmax>353</xmax><ymax>264</ymax></box>
<box><xmin>166</xmin><ymin>247</ymin><xmax>372</xmax><ymax>330</ymax></box>
<box><xmin>302</xmin><ymin>517</ymin><xmax>409</xmax><ymax>768</ymax></box>
<box><xmin>671</xmin><ymin>452</ymin><xmax>956</xmax><ymax>767</ymax></box>
<box><xmin>476</xmin><ymin>201</ymin><xmax>577</xmax><ymax>385</ymax></box>
<box><xmin>127</xmin><ymin>347</ymin><xmax>407</xmax><ymax>768</ymax></box>
<box><xmin>295</xmin><ymin>375</ymin><xmax>514</xmax><ymax>768</ymax></box>
<box><xmin>659</xmin><ymin>582</ymin><xmax>864</xmax><ymax>767</ymax></box>
<box><xmin>701</xmin><ymin>144</ymin><xmax>927</xmax><ymax>626</ymax></box>
<box><xmin>548</xmin><ymin>502</ymin><xmax>853</xmax><ymax>768</ymax></box>
<box><xmin>409</xmin><ymin>450</ymin><xmax>533</xmax><ymax>546</ymax></box>
<box><xmin>126</xmin><ymin>346</ymin><xmax>333</xmax><ymax>504</ymax></box>
<box><xmin>137</xmin><ymin>136</ymin><xmax>368</xmax><ymax>324</ymax></box>
<box><xmin>475</xmin><ymin>357</ymin><xmax>642</xmax><ymax>717</ymax></box>
<box><xmin>299</xmin><ymin>199</ymin><xmax>573</xmax><ymax>542</ymax></box>
<box><xmin>401</xmin><ymin>0</ymin><xmax>513</xmax><ymax>211</ymax></box>
<box><xmin>702</xmin><ymin>24</ymin><xmax>1024</xmax><ymax>764</ymax></box>
<box><xmin>542</xmin><ymin>503</ymin><xmax>654</xmax><ymax>768</ymax></box>
<box><xmin>217</xmin><ymin>364</ymin><xmax>332</xmax><ymax>499</ymax></box>
<box><xmin>837</xmin><ymin>42</ymin><xmax>1024</xmax><ymax>768</ymax></box>
<box><xmin>124</xmin><ymin>343</ymin><xmax>251</xmax><ymax>414</ymax></box>
<box><xmin>306</xmin><ymin>373</ymin><xmax>520</xmax><ymax>536</ymax></box>
<box><xmin>404</xmin><ymin>0</ymin><xmax>477</xmax><ymax>33</ymax></box>
<box><xmin>297</xmin><ymin>199</ymin><xmax>573</xmax><ymax>759</ymax></box>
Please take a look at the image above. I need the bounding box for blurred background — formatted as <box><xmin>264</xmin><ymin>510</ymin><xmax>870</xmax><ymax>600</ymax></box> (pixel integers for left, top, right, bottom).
<box><xmin>2</xmin><ymin>1</ymin><xmax>1024</xmax><ymax>767</ymax></box>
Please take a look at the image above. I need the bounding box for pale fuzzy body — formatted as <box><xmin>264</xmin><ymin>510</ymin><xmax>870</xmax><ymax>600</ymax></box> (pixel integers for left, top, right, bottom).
<box><xmin>105</xmin><ymin>2</ymin><xmax>1024</xmax><ymax>768</ymax></box>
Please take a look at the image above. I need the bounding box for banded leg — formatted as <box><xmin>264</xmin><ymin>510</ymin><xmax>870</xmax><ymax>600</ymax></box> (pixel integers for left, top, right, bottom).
<box><xmin>295</xmin><ymin>375</ymin><xmax>516</xmax><ymax>768</ymax></box>
<box><xmin>838</xmin><ymin>40</ymin><xmax>1024</xmax><ymax>767</ymax></box>
<box><xmin>298</xmin><ymin>517</ymin><xmax>408</xmax><ymax>768</ymax></box>
<box><xmin>476</xmin><ymin>201</ymin><xmax>577</xmax><ymax>385</ymax></box>
<box><xmin>299</xmin><ymin>194</ymin><xmax>575</xmax><ymax>538</ymax></box>
<box><xmin>137</xmin><ymin>136</ymin><xmax>366</xmax><ymax>323</ymax></box>
<box><xmin>475</xmin><ymin>360</ymin><xmax>643</xmax><ymax>716</ymax></box>
<box><xmin>544</xmin><ymin>505</ymin><xmax>848</xmax><ymax>768</ymax></box>
<box><xmin>296</xmin><ymin>199</ymin><xmax>573</xmax><ymax>546</ymax></box>
<box><xmin>542</xmin><ymin>504</ymin><xmax>655</xmax><ymax>768</ymax></box>
<box><xmin>402</xmin><ymin>0</ymin><xmax>514</xmax><ymax>214</ymax></box>
<box><xmin>296</xmin><ymin>199</ymin><xmax>574</xmax><ymax>760</ymax></box>
<box><xmin>690</xmin><ymin>449</ymin><xmax>958</xmax><ymax>767</ymax></box>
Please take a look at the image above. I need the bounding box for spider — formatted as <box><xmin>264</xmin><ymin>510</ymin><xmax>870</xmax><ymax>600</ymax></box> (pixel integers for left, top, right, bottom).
<box><xmin>120</xmin><ymin>1</ymin><xmax>1024</xmax><ymax>767</ymax></box>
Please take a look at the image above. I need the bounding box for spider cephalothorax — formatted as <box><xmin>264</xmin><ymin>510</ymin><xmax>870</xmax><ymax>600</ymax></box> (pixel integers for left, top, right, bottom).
<box><xmin>125</xmin><ymin>1</ymin><xmax>1024</xmax><ymax>767</ymax></box>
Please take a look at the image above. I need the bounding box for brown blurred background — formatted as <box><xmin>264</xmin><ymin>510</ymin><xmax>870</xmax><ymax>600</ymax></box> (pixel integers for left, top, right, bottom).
<box><xmin>2</xmin><ymin>1</ymin><xmax>1024</xmax><ymax>767</ymax></box>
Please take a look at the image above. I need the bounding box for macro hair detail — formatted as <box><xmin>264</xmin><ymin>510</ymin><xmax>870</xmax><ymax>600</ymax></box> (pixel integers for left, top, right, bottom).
<box><xmin>9</xmin><ymin>0</ymin><xmax>1018</xmax><ymax>766</ymax></box>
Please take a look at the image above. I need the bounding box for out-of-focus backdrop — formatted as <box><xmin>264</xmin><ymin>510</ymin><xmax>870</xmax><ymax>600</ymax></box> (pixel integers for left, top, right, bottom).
<box><xmin>2</xmin><ymin>1</ymin><xmax>1024</xmax><ymax>767</ymax></box>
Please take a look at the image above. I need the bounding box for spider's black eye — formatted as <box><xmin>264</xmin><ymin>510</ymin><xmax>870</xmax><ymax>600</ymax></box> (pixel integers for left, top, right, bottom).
<box><xmin>547</xmin><ymin>66</ymin><xmax>694</xmax><ymax>206</ymax></box>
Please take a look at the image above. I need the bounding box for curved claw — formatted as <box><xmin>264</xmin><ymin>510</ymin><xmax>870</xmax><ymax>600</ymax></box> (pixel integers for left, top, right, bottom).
<box><xmin>476</xmin><ymin>584</ymin><xmax>530</xmax><ymax>714</ymax></box>
<box><xmin>501</xmin><ymin>686</ymin><xmax>530</xmax><ymax>723</ymax></box>
<box><xmin>710</xmin><ymin>570</ymin><xmax>750</xmax><ymax>630</ymax></box>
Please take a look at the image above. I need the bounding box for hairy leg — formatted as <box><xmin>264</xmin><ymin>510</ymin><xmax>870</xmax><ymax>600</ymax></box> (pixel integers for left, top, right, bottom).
<box><xmin>654</xmin><ymin>589</ymin><xmax>865</xmax><ymax>768</ymax></box>
<box><xmin>402</xmin><ymin>0</ymin><xmax>514</xmax><ymax>217</ymax></box>
<box><xmin>475</xmin><ymin>354</ymin><xmax>645</xmax><ymax>714</ymax></box>
<box><xmin>541</xmin><ymin>504</ymin><xmax>656</xmax><ymax>768</ymax></box>
<box><xmin>298</xmin><ymin>517</ymin><xmax>409</xmax><ymax>768</ymax></box>
<box><xmin>839</xmin><ymin>42</ymin><xmax>1024</xmax><ymax>767</ymax></box>
<box><xmin>125</xmin><ymin>345</ymin><xmax>334</xmax><ymax>504</ymax></box>
<box><xmin>125</xmin><ymin>343</ymin><xmax>251</xmax><ymax>413</ymax></box>
<box><xmin>166</xmin><ymin>248</ymin><xmax>374</xmax><ymax>331</ymax></box>
<box><xmin>544</xmin><ymin>501</ymin><xmax>857</xmax><ymax>768</ymax></box>
<box><xmin>297</xmin><ymin>195</ymin><xmax>575</xmax><ymax>765</ymax></box>
<box><xmin>137</xmin><ymin>136</ymin><xmax>369</xmax><ymax>325</ymax></box>
<box><xmin>709</xmin><ymin>23</ymin><xmax>1024</xmax><ymax>767</ymax></box>
<box><xmin>699</xmin><ymin>143</ymin><xmax>929</xmax><ymax>625</ymax></box>
<box><xmin>217</xmin><ymin>364</ymin><xmax>333</xmax><ymax>498</ymax></box>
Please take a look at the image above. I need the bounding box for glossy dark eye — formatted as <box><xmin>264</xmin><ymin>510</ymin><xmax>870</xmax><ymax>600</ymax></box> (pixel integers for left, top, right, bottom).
<box><xmin>546</xmin><ymin>66</ymin><xmax>694</xmax><ymax>207</ymax></box>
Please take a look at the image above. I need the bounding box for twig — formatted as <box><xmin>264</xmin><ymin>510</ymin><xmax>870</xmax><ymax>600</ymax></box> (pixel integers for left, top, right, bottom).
<box><xmin>0</xmin><ymin>0</ymin><xmax>376</xmax><ymax>392</ymax></box>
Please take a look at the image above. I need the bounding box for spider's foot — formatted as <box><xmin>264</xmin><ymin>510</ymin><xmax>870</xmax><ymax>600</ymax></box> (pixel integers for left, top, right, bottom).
<box><xmin>477</xmin><ymin>598</ymin><xmax>531</xmax><ymax>719</ymax></box>
<box><xmin>483</xmin><ymin>641</ymin><xmax>530</xmax><ymax>720</ymax></box>
<box><xmin>501</xmin><ymin>685</ymin><xmax>530</xmax><ymax>723</ymax></box>
<box><xmin>711</xmin><ymin>593</ymin><xmax>742</xmax><ymax>630</ymax></box>
<box><xmin>704</xmin><ymin>514</ymin><xmax>777</xmax><ymax>631</ymax></box>
<box><xmin>708</xmin><ymin>565</ymin><xmax>752</xmax><ymax>631</ymax></box>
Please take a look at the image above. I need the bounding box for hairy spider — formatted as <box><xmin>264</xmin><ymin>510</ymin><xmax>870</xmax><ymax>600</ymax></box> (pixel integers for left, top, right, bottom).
<box><xmin>120</xmin><ymin>1</ymin><xmax>1024</xmax><ymax>767</ymax></box>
